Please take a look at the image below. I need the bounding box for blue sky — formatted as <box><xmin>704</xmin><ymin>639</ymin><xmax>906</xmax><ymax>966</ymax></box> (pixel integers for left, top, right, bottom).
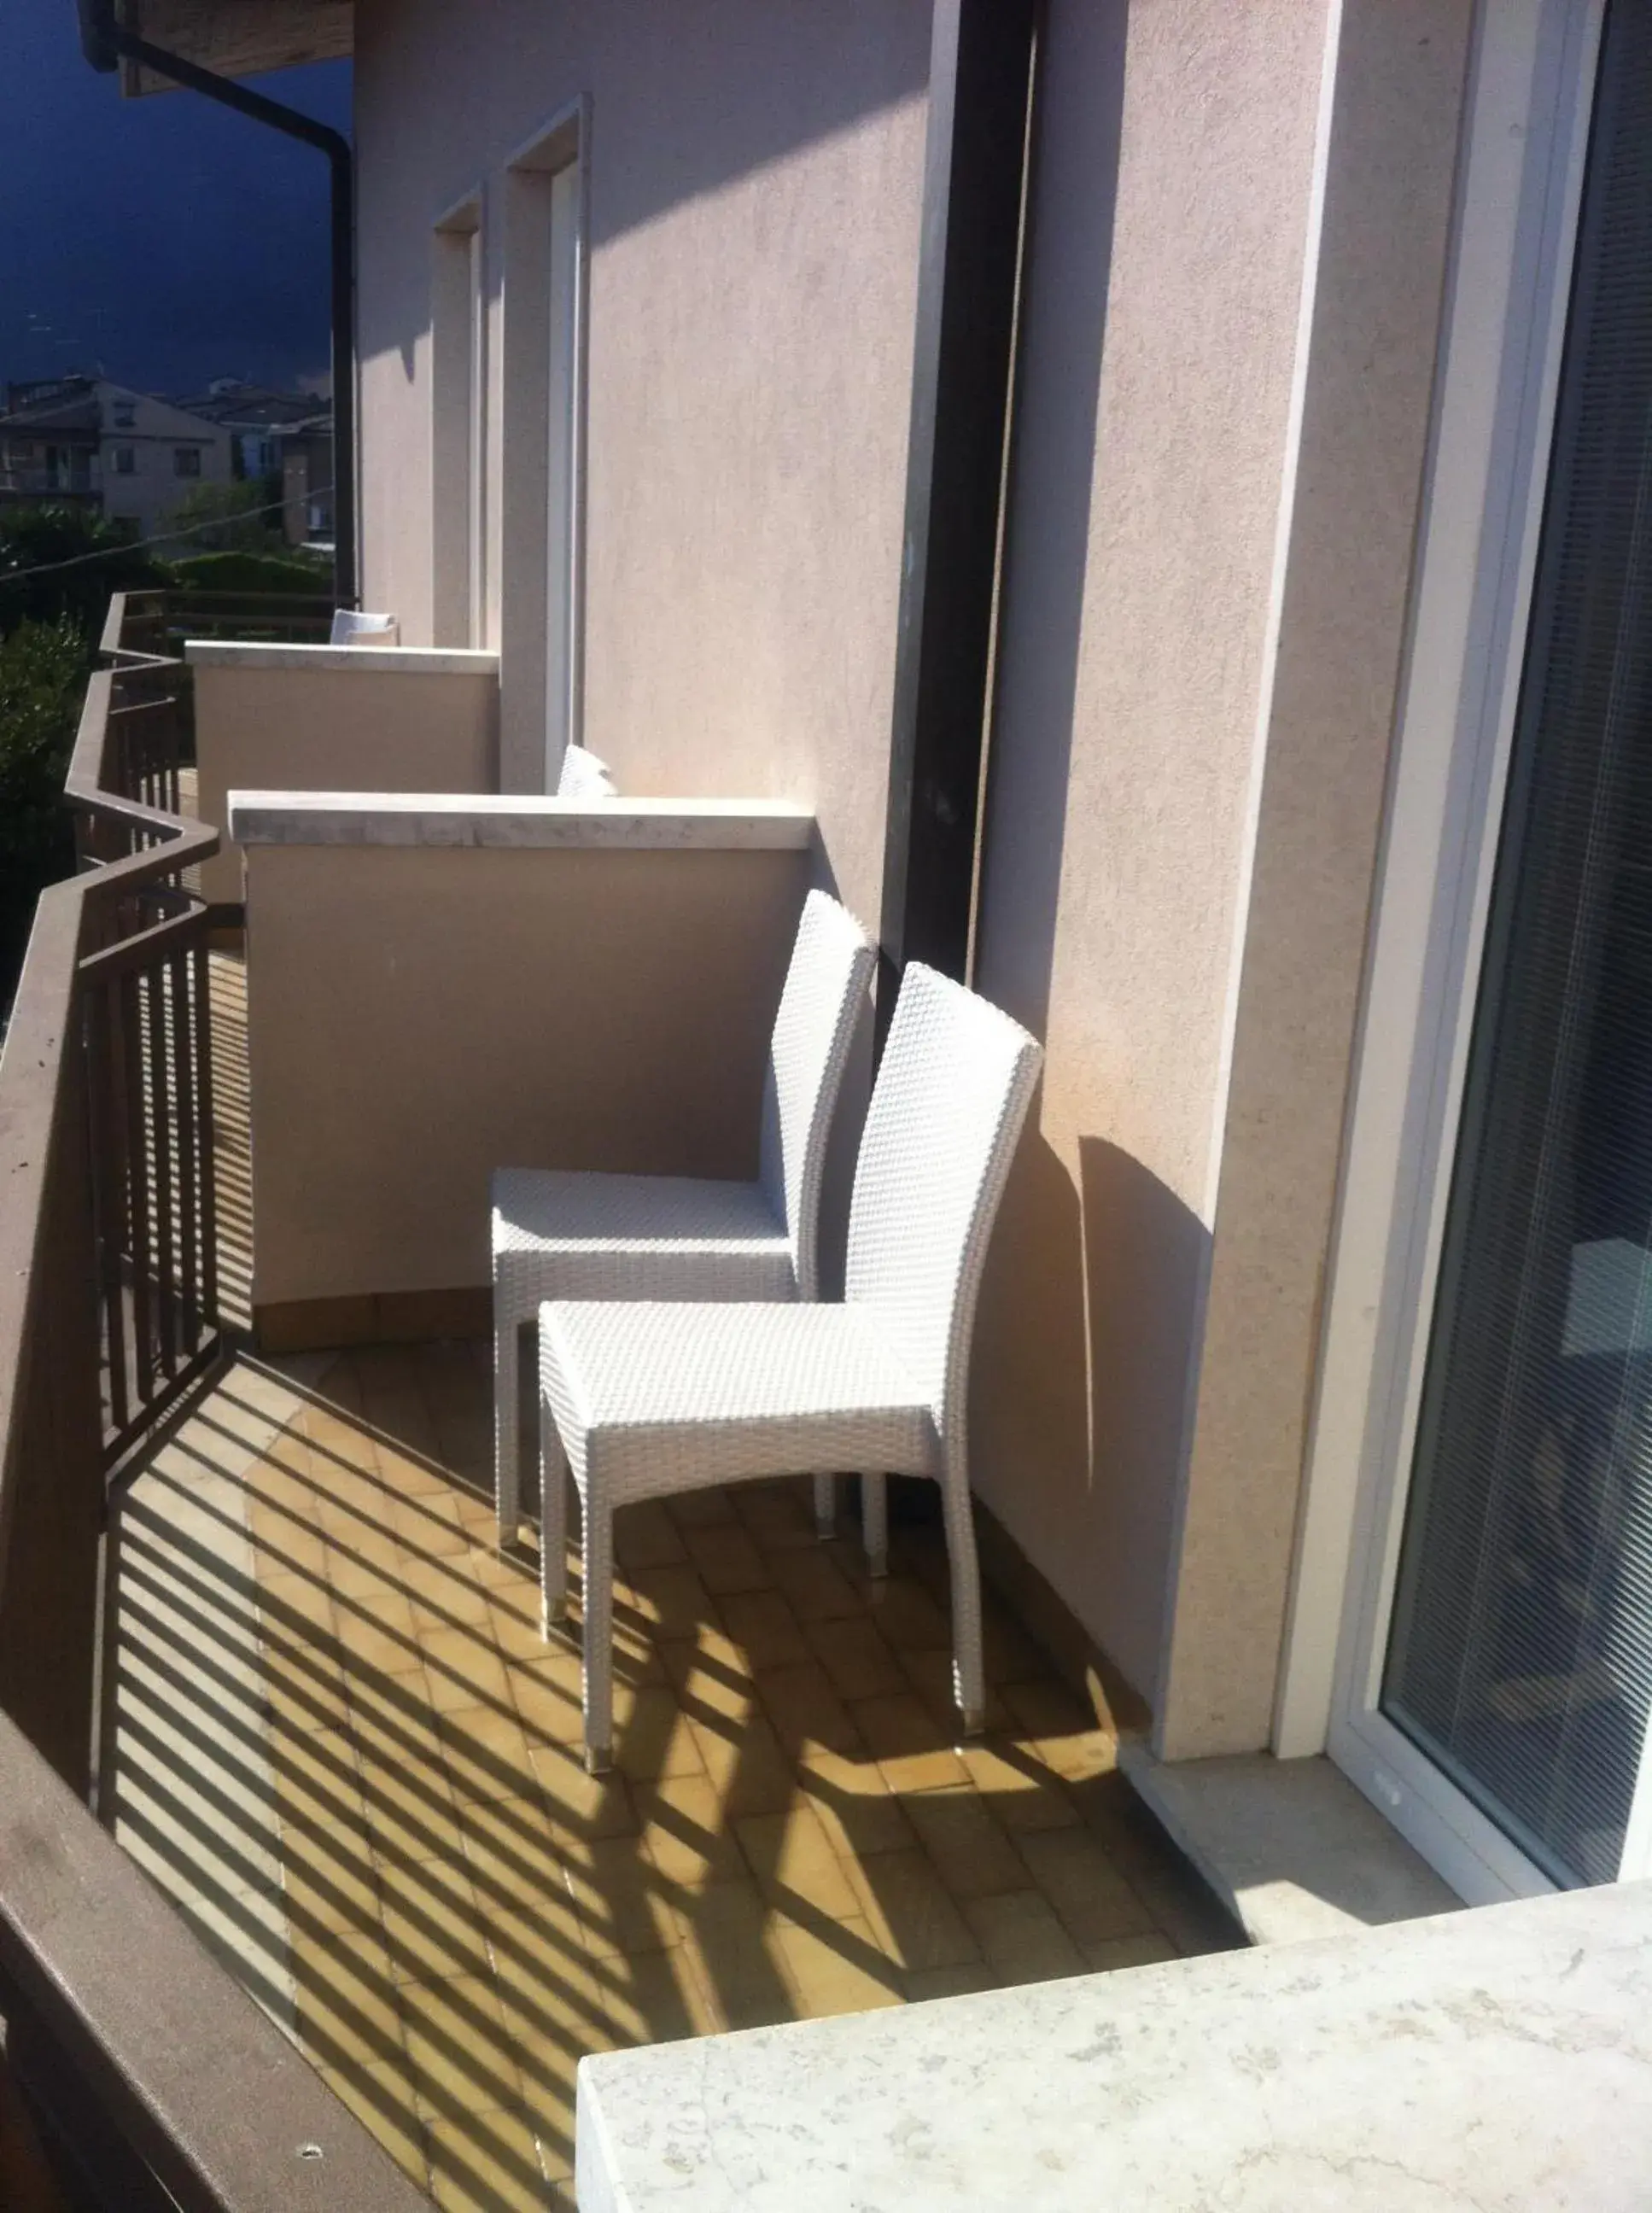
<box><xmin>2</xmin><ymin>2</ymin><xmax>351</xmax><ymax>397</ymax></box>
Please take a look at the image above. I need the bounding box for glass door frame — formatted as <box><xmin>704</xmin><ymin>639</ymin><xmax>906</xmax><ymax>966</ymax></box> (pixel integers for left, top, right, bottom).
<box><xmin>1275</xmin><ymin>0</ymin><xmax>1611</xmax><ymax>1905</ymax></box>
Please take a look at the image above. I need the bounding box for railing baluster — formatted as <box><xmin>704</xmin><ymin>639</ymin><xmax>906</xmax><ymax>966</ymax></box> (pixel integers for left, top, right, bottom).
<box><xmin>85</xmin><ymin>969</ymin><xmax>131</xmax><ymax>1443</ymax></box>
<box><xmin>172</xmin><ymin>940</ymin><xmax>201</xmax><ymax>1357</ymax></box>
<box><xmin>145</xmin><ymin>919</ymin><xmax>178</xmax><ymax>1381</ymax></box>
<box><xmin>120</xmin><ymin>966</ymin><xmax>155</xmax><ymax>1413</ymax></box>
<box><xmin>195</xmin><ymin>940</ymin><xmax>220</xmax><ymax>1336</ymax></box>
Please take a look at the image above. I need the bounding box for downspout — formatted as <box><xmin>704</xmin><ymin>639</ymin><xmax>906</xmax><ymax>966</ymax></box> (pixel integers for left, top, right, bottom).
<box><xmin>76</xmin><ymin>0</ymin><xmax>359</xmax><ymax>609</ymax></box>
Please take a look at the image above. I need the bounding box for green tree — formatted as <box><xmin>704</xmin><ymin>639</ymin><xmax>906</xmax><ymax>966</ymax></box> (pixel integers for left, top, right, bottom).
<box><xmin>0</xmin><ymin>616</ymin><xmax>94</xmax><ymax>1004</ymax></box>
<box><xmin>165</xmin><ymin>476</ymin><xmax>287</xmax><ymax>554</ymax></box>
<box><xmin>0</xmin><ymin>505</ymin><xmax>167</xmax><ymax>636</ymax></box>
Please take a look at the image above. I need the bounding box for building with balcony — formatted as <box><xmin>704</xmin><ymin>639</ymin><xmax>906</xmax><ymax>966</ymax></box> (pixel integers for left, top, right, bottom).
<box><xmin>0</xmin><ymin>376</ymin><xmax>232</xmax><ymax>540</ymax></box>
<box><xmin>4</xmin><ymin>0</ymin><xmax>1652</xmax><ymax>2206</ymax></box>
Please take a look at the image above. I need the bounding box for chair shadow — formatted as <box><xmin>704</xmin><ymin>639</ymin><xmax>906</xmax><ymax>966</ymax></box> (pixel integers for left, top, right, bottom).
<box><xmin>108</xmin><ymin>1342</ymin><xmax>1237</xmax><ymax>2203</ymax></box>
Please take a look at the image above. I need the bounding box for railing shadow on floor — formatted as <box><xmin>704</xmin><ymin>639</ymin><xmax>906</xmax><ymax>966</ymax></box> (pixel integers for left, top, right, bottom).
<box><xmin>0</xmin><ymin>591</ymin><xmax>430</xmax><ymax>2213</ymax></box>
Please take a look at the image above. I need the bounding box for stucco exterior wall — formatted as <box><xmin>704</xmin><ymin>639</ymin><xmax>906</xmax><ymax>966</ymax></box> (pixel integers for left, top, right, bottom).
<box><xmin>191</xmin><ymin>654</ymin><xmax>498</xmax><ymax>903</ymax></box>
<box><xmin>970</xmin><ymin>0</ymin><xmax>1334</xmax><ymax>1704</ymax></box>
<box><xmin>1155</xmin><ymin>0</ymin><xmax>1476</xmax><ymax>1759</ymax></box>
<box><xmin>353</xmin><ymin>0</ymin><xmax>927</xmax><ymax>926</ymax></box>
<box><xmin>241</xmin><ymin>841</ymin><xmax>806</xmax><ymax>1310</ymax></box>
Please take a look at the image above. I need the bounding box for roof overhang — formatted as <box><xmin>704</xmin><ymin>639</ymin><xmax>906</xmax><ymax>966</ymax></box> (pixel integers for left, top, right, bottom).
<box><xmin>80</xmin><ymin>1</ymin><xmax>352</xmax><ymax>95</ymax></box>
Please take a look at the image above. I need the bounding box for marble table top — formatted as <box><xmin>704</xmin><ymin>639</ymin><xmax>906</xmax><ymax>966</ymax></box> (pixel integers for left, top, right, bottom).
<box><xmin>576</xmin><ymin>1881</ymin><xmax>1652</xmax><ymax>2211</ymax></box>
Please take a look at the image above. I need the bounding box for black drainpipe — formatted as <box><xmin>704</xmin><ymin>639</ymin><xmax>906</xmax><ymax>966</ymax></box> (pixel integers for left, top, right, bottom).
<box><xmin>877</xmin><ymin>0</ymin><xmax>1040</xmax><ymax>1039</ymax></box>
<box><xmin>76</xmin><ymin>0</ymin><xmax>359</xmax><ymax>610</ymax></box>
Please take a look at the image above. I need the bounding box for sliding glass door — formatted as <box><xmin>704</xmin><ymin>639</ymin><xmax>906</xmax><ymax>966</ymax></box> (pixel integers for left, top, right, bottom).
<box><xmin>1328</xmin><ymin>0</ymin><xmax>1652</xmax><ymax>1900</ymax></box>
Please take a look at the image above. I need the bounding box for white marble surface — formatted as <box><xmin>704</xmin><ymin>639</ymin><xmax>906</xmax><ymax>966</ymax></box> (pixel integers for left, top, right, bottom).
<box><xmin>576</xmin><ymin>1883</ymin><xmax>1652</xmax><ymax>2212</ymax></box>
<box><xmin>1122</xmin><ymin>1744</ymin><xmax>1460</xmax><ymax>1943</ymax></box>
<box><xmin>228</xmin><ymin>790</ymin><xmax>815</xmax><ymax>850</ymax></box>
<box><xmin>185</xmin><ymin>639</ymin><xmax>499</xmax><ymax>674</ymax></box>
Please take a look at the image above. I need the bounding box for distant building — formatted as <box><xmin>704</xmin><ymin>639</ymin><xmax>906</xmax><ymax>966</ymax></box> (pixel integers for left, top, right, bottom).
<box><xmin>0</xmin><ymin>376</ymin><xmax>232</xmax><ymax>541</ymax></box>
<box><xmin>168</xmin><ymin>378</ymin><xmax>335</xmax><ymax>546</ymax></box>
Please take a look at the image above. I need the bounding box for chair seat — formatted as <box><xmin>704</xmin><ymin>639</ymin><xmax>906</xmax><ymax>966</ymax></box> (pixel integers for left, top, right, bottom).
<box><xmin>491</xmin><ymin>1168</ymin><xmax>795</xmax><ymax>1305</ymax></box>
<box><xmin>539</xmin><ymin>1301</ymin><xmax>938</xmax><ymax>1504</ymax></box>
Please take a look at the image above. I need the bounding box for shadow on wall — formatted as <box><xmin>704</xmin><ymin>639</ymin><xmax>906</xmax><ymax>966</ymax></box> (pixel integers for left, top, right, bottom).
<box><xmin>973</xmin><ymin>1131</ymin><xmax>1205</xmax><ymax>1706</ymax></box>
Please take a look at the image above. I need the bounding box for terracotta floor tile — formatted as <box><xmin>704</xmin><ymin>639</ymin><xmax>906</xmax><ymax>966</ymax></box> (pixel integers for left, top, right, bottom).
<box><xmin>113</xmin><ymin>1311</ymin><xmax>1231</xmax><ymax>2199</ymax></box>
<box><xmin>898</xmin><ymin>1784</ymin><xmax>1028</xmax><ymax>1901</ymax></box>
<box><xmin>736</xmin><ymin>1801</ymin><xmax>861</xmax><ymax>1922</ymax></box>
<box><xmin>635</xmin><ymin>1773</ymin><xmax>750</xmax><ymax>1892</ymax></box>
<box><xmin>663</xmin><ymin>1485</ymin><xmax>738</xmax><ymax>1529</ymax></box>
<box><xmin>608</xmin><ymin>1681</ymin><xmax>706</xmax><ymax>1783</ymax></box>
<box><xmin>796</xmin><ymin>1748</ymin><xmax>918</xmax><ymax>1860</ymax></box>
<box><xmin>902</xmin><ymin>1962</ymin><xmax>1000</xmax><ymax>2002</ymax></box>
<box><xmin>484</xmin><ymin>1895</ymin><xmax>611</xmax><ymax>2017</ymax></box>
<box><xmin>849</xmin><ymin>1691</ymin><xmax>970</xmax><ymax>1793</ymax></box>
<box><xmin>954</xmin><ymin>1737</ymin><xmax>1081</xmax><ymax>1831</ymax></box>
<box><xmin>511</xmin><ymin>1660</ymin><xmax>587</xmax><ymax>1753</ymax></box>
<box><xmin>439</xmin><ymin>1701</ymin><xmax>536</xmax><ymax>1801</ymax></box>
<box><xmin>768</xmin><ymin>1915</ymin><xmax>902</xmax><ymax>2019</ymax></box>
<box><xmin>256</xmin><ymin>1568</ymin><xmax>337</xmax><ymax>1631</ymax></box>
<box><xmin>681</xmin><ymin>1710</ymin><xmax>797</xmax><ymax>1819</ymax></box>
<box><xmin>318</xmin><ymin>2058</ymin><xmax>429</xmax><ymax>2186</ymax></box>
<box><xmin>675</xmin><ymin>1880</ymin><xmax>797</xmax><ymax>2033</ymax></box>
<box><xmin>421</xmin><ymin>1632</ymin><xmax>513</xmax><ymax>1715</ymax></box>
<box><xmin>844</xmin><ymin>1847</ymin><xmax>981</xmax><ymax>1971</ymax></box>
<box><xmin>680</xmin><ymin>1521</ymin><xmax>772</xmax><ymax>1597</ymax></box>
<box><xmin>377</xmin><ymin>1858</ymin><xmax>492</xmax><ymax>1984</ymax></box>
<box><xmin>755</xmin><ymin>1660</ymin><xmax>864</xmax><ymax>1760</ymax></box>
<box><xmin>804</xmin><ymin>1613</ymin><xmax>908</xmax><ymax>1702</ymax></box>
<box><xmin>716</xmin><ymin>1587</ymin><xmax>810</xmax><ymax>1671</ymax></box>
<box><xmin>563</xmin><ymin>1835</ymin><xmax>682</xmax><ymax>1959</ymax></box>
<box><xmin>428</xmin><ymin>2104</ymin><xmax>549</xmax><ymax>2213</ymax></box>
<box><xmin>294</xmin><ymin>1947</ymin><xmax>406</xmax><ymax>2072</ymax></box>
<box><xmin>1082</xmin><ymin>1930</ymin><xmax>1179</xmax><ymax>1973</ymax></box>
<box><xmin>655</xmin><ymin>1634</ymin><xmax>759</xmax><ymax>1725</ymax></box>
<box><xmin>396</xmin><ymin>1552</ymin><xmax>497</xmax><ymax>1622</ymax></box>
<box><xmin>621</xmin><ymin>1564</ymin><xmax>723</xmax><ymax>1640</ymax></box>
<box><xmin>1014</xmin><ymin>1825</ymin><xmax>1155</xmax><ymax>1946</ymax></box>
<box><xmin>400</xmin><ymin>1972</ymin><xmax>523</xmax><ymax>2120</ymax></box>
<box><xmin>527</xmin><ymin>1743</ymin><xmax>641</xmax><ymax>1845</ymax></box>
<box><xmin>731</xmin><ymin>1476</ymin><xmax>820</xmax><ymax>1553</ymax></box>
<box><xmin>765</xmin><ymin>1546</ymin><xmax>864</xmax><ymax>1624</ymax></box>
<box><xmin>860</xmin><ymin>1573</ymin><xmax>953</xmax><ymax>1652</ymax></box>
<box><xmin>602</xmin><ymin>1941</ymin><xmax>721</xmax><ymax>2043</ymax></box>
<box><xmin>960</xmin><ymin>1889</ymin><xmax>1086</xmax><ymax>1984</ymax></box>
<box><xmin>613</xmin><ymin>1499</ymin><xmax>690</xmax><ymax>1570</ymax></box>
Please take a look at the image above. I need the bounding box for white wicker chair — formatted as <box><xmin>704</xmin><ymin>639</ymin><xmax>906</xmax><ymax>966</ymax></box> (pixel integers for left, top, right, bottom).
<box><xmin>330</xmin><ymin>609</ymin><xmax>399</xmax><ymax>645</ymax></box>
<box><xmin>537</xmin><ymin>962</ymin><xmax>1042</xmax><ymax>1772</ymax></box>
<box><xmin>555</xmin><ymin>744</ymin><xmax>618</xmax><ymax>797</ymax></box>
<box><xmin>492</xmin><ymin>888</ymin><xmax>875</xmax><ymax>1546</ymax></box>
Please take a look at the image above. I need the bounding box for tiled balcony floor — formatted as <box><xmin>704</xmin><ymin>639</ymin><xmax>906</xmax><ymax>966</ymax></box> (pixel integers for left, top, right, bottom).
<box><xmin>109</xmin><ymin>1344</ymin><xmax>1236</xmax><ymax>2210</ymax></box>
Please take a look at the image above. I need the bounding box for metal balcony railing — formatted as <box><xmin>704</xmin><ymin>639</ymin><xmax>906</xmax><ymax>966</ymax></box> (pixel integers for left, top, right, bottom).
<box><xmin>0</xmin><ymin>592</ymin><xmax>430</xmax><ymax>2213</ymax></box>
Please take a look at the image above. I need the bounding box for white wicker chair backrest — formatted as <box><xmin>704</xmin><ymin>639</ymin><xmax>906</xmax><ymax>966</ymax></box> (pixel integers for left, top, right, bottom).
<box><xmin>556</xmin><ymin>745</ymin><xmax>618</xmax><ymax>797</ymax></box>
<box><xmin>845</xmin><ymin>964</ymin><xmax>1042</xmax><ymax>1441</ymax></box>
<box><xmin>330</xmin><ymin>609</ymin><xmax>399</xmax><ymax>645</ymax></box>
<box><xmin>756</xmin><ymin>890</ymin><xmax>876</xmax><ymax>1299</ymax></box>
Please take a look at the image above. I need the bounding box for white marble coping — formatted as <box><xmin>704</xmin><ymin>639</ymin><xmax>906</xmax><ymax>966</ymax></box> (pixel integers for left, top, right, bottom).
<box><xmin>185</xmin><ymin>640</ymin><xmax>499</xmax><ymax>676</ymax></box>
<box><xmin>575</xmin><ymin>1882</ymin><xmax>1652</xmax><ymax>2213</ymax></box>
<box><xmin>227</xmin><ymin>790</ymin><xmax>815</xmax><ymax>851</ymax></box>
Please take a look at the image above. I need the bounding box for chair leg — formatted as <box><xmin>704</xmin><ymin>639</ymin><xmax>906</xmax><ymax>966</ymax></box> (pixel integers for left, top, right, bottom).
<box><xmin>813</xmin><ymin>1472</ymin><xmax>836</xmax><ymax>1539</ymax></box>
<box><xmin>861</xmin><ymin>1472</ymin><xmax>888</xmax><ymax>1579</ymax></box>
<box><xmin>581</xmin><ymin>1494</ymin><xmax>615</xmax><ymax>1775</ymax></box>
<box><xmin>540</xmin><ymin>1410</ymin><xmax>569</xmax><ymax>1632</ymax></box>
<box><xmin>940</xmin><ymin>1473</ymin><xmax>985</xmax><ymax>1735</ymax></box>
<box><xmin>493</xmin><ymin>1304</ymin><xmax>519</xmax><ymax>1549</ymax></box>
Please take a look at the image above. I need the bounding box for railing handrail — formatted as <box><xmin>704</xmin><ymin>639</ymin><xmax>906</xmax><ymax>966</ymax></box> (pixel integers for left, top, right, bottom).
<box><xmin>0</xmin><ymin>593</ymin><xmax>429</xmax><ymax>2213</ymax></box>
